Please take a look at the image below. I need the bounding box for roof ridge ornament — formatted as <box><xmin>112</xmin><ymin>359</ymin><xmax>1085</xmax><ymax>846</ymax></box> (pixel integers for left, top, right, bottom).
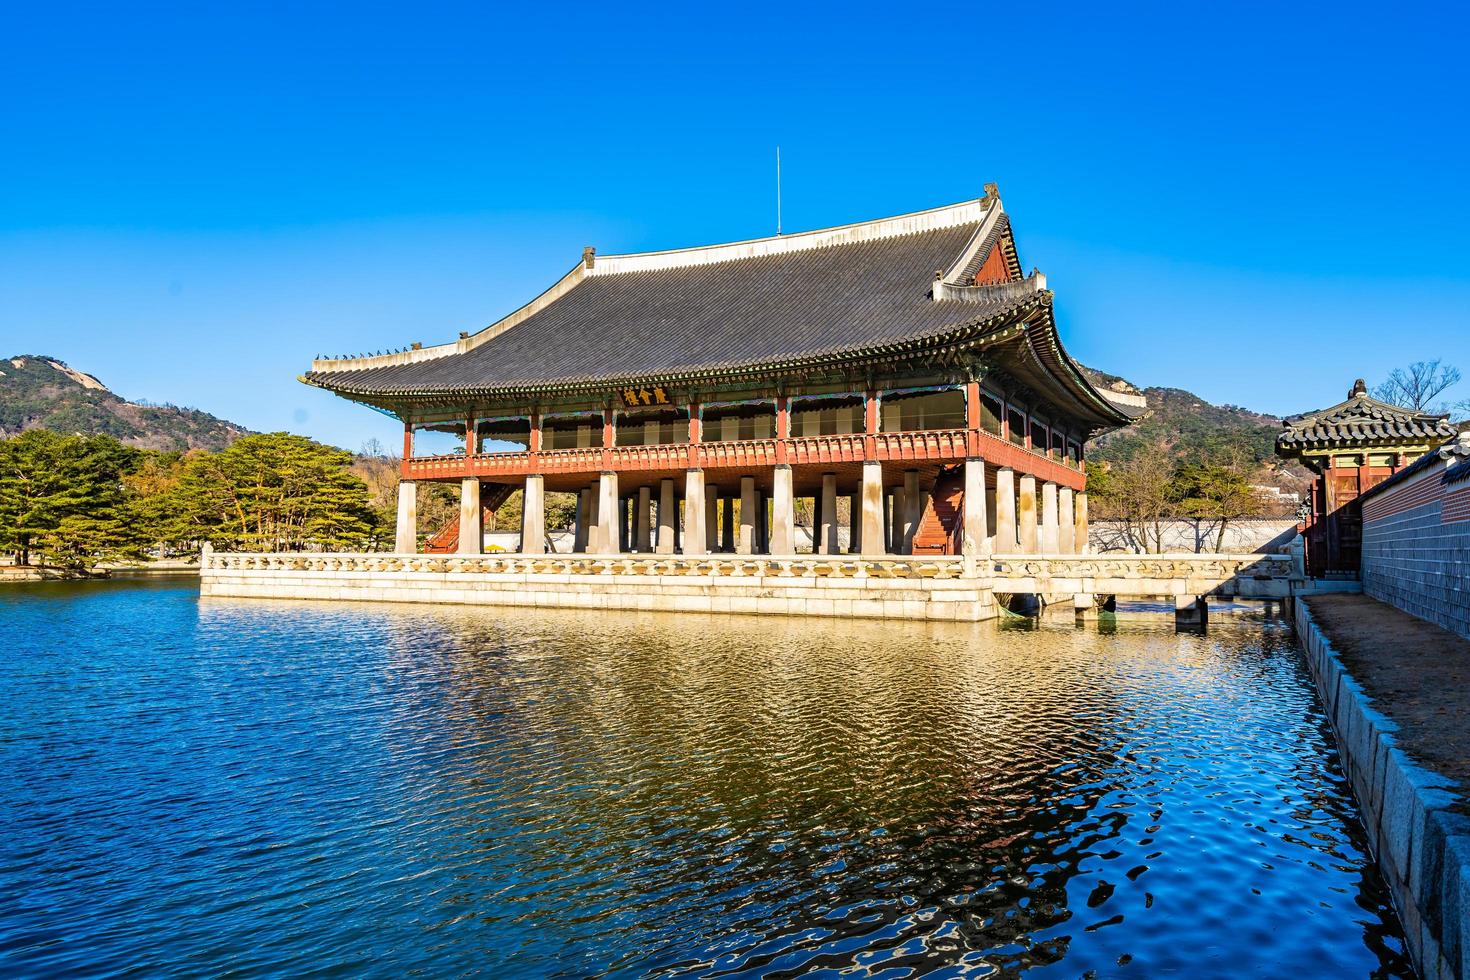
<box><xmin>582</xmin><ymin>246</ymin><xmax>596</xmax><ymax>270</ymax></box>
<box><xmin>1350</xmin><ymin>378</ymin><xmax>1368</xmax><ymax>398</ymax></box>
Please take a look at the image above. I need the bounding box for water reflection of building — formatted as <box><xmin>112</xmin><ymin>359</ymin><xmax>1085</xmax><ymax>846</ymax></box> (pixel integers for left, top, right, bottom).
<box><xmin>303</xmin><ymin>185</ymin><xmax>1141</xmax><ymax>558</ymax></box>
<box><xmin>1277</xmin><ymin>380</ymin><xmax>1454</xmax><ymax>576</ymax></box>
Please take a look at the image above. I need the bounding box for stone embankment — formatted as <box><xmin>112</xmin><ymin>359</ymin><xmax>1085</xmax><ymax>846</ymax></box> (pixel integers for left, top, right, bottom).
<box><xmin>1297</xmin><ymin>594</ymin><xmax>1470</xmax><ymax>980</ymax></box>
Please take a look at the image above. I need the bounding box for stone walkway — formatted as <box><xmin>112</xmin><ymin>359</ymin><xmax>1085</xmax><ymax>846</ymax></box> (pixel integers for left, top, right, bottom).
<box><xmin>1307</xmin><ymin>593</ymin><xmax>1470</xmax><ymax>808</ymax></box>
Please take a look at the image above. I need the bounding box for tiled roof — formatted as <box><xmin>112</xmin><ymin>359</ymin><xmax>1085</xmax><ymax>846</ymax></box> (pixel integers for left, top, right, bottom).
<box><xmin>300</xmin><ymin>194</ymin><xmax>1135</xmax><ymax>430</ymax></box>
<box><xmin>1277</xmin><ymin>379</ymin><xmax>1456</xmax><ymax>450</ymax></box>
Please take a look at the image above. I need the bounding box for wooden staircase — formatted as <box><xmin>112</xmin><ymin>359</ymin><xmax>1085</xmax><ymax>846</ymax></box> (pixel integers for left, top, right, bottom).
<box><xmin>423</xmin><ymin>484</ymin><xmax>517</xmax><ymax>553</ymax></box>
<box><xmin>910</xmin><ymin>468</ymin><xmax>965</xmax><ymax>555</ymax></box>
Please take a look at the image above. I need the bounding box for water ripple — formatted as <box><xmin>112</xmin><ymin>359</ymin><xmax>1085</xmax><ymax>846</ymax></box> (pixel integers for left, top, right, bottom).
<box><xmin>0</xmin><ymin>579</ymin><xmax>1410</xmax><ymax>978</ymax></box>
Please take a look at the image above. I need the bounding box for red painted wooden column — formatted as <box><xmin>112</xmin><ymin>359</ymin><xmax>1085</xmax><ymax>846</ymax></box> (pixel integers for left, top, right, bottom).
<box><xmin>964</xmin><ymin>380</ymin><xmax>981</xmax><ymax>457</ymax></box>
<box><xmin>864</xmin><ymin>389</ymin><xmax>878</xmax><ymax>459</ymax></box>
<box><xmin>464</xmin><ymin>415</ymin><xmax>477</xmax><ymax>456</ymax></box>
<box><xmin>775</xmin><ymin>396</ymin><xmax>790</xmax><ymax>465</ymax></box>
<box><xmin>528</xmin><ymin>412</ymin><xmax>541</xmax><ymax>463</ymax></box>
<box><xmin>687</xmin><ymin>401</ymin><xmax>701</xmax><ymax>468</ymax></box>
<box><xmin>402</xmin><ymin>421</ymin><xmax>413</xmax><ymax>461</ymax></box>
<box><xmin>601</xmin><ymin>408</ymin><xmax>615</xmax><ymax>470</ymax></box>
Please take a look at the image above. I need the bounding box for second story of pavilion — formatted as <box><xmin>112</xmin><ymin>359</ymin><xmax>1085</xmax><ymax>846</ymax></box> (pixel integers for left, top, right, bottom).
<box><xmin>301</xmin><ymin>185</ymin><xmax>1145</xmax><ymax>492</ymax></box>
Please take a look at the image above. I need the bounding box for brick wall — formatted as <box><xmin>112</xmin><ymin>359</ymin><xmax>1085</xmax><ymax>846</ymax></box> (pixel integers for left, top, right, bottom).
<box><xmin>1361</xmin><ymin>448</ymin><xmax>1470</xmax><ymax>641</ymax></box>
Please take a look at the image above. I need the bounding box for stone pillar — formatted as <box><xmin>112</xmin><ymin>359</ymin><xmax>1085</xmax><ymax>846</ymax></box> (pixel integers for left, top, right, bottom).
<box><xmin>889</xmin><ymin>488</ymin><xmax>905</xmax><ymax>553</ymax></box>
<box><xmin>520</xmin><ymin>474</ymin><xmax>544</xmax><ymax>554</ymax></box>
<box><xmin>962</xmin><ymin>458</ymin><xmax>988</xmax><ymax>557</ymax></box>
<box><xmin>635</xmin><ymin>486</ymin><xmax>652</xmax><ymax>551</ymax></box>
<box><xmin>860</xmin><ymin>461</ymin><xmax>885</xmax><ymax>556</ymax></box>
<box><xmin>395</xmin><ymin>480</ymin><xmax>417</xmax><ymax>553</ymax></box>
<box><xmin>597</xmin><ymin>471</ymin><xmax>618</xmax><ymax>553</ymax></box>
<box><xmin>573</xmin><ymin>487</ymin><xmax>591</xmax><ymax>552</ymax></box>
<box><xmin>684</xmin><ymin>469</ymin><xmax>707</xmax><ymax>555</ymax></box>
<box><xmin>817</xmin><ymin>473</ymin><xmax>838</xmax><ymax>555</ymax></box>
<box><xmin>1018</xmin><ymin>474</ymin><xmax>1038</xmax><ymax>553</ymax></box>
<box><xmin>849</xmin><ymin>492</ymin><xmax>861</xmax><ymax>553</ymax></box>
<box><xmin>771</xmin><ymin>465</ymin><xmax>795</xmax><ymax>554</ymax></box>
<box><xmin>1074</xmin><ymin>491</ymin><xmax>1089</xmax><ymax>556</ymax></box>
<box><xmin>619</xmin><ymin>496</ymin><xmax>631</xmax><ymax>552</ymax></box>
<box><xmin>656</xmin><ymin>478</ymin><xmax>676</xmax><ymax>554</ymax></box>
<box><xmin>705</xmin><ymin>483</ymin><xmax>720</xmax><ymax>552</ymax></box>
<box><xmin>738</xmin><ymin>476</ymin><xmax>757</xmax><ymax>555</ymax></box>
<box><xmin>994</xmin><ymin>467</ymin><xmax>1016</xmax><ymax>553</ymax></box>
<box><xmin>903</xmin><ymin>469</ymin><xmax>920</xmax><ymax>554</ymax></box>
<box><xmin>721</xmin><ymin>496</ymin><xmax>735</xmax><ymax>552</ymax></box>
<box><xmin>756</xmin><ymin>490</ymin><xmax>770</xmax><ymax>553</ymax></box>
<box><xmin>458</xmin><ymin>477</ymin><xmax>483</xmax><ymax>555</ymax></box>
<box><xmin>1040</xmin><ymin>481</ymin><xmax>1059</xmax><ymax>553</ymax></box>
<box><xmin>1059</xmin><ymin>487</ymin><xmax>1076</xmax><ymax>554</ymax></box>
<box><xmin>586</xmin><ymin>481</ymin><xmax>603</xmax><ymax>552</ymax></box>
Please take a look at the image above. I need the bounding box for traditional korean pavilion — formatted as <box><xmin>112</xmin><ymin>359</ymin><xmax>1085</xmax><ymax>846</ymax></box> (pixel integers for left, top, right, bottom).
<box><xmin>303</xmin><ymin>185</ymin><xmax>1143</xmax><ymax>557</ymax></box>
<box><xmin>1278</xmin><ymin>379</ymin><xmax>1456</xmax><ymax>576</ymax></box>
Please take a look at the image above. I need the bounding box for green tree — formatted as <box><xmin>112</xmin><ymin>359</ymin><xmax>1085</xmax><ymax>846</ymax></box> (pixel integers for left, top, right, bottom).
<box><xmin>171</xmin><ymin>433</ymin><xmax>377</xmax><ymax>551</ymax></box>
<box><xmin>1173</xmin><ymin>456</ymin><xmax>1265</xmax><ymax>552</ymax></box>
<box><xmin>0</xmin><ymin>430</ymin><xmax>142</xmax><ymax>568</ymax></box>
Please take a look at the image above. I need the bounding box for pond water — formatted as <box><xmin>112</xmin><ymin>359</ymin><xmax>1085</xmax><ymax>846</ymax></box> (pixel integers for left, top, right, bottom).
<box><xmin>1</xmin><ymin>579</ymin><xmax>1410</xmax><ymax>978</ymax></box>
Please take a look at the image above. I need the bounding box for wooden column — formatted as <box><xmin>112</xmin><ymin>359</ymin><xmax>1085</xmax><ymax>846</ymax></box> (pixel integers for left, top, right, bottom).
<box><xmin>775</xmin><ymin>396</ymin><xmax>790</xmax><ymax>465</ymax></box>
<box><xmin>465</xmin><ymin>415</ymin><xmax>477</xmax><ymax>456</ymax></box>
<box><xmin>965</xmin><ymin>380</ymin><xmax>982</xmax><ymax>457</ymax></box>
<box><xmin>402</xmin><ymin>421</ymin><xmax>414</xmax><ymax>460</ymax></box>
<box><xmin>687</xmin><ymin>400</ymin><xmax>702</xmax><ymax>468</ymax></box>
<box><xmin>601</xmin><ymin>408</ymin><xmax>615</xmax><ymax>470</ymax></box>
<box><xmin>864</xmin><ymin>389</ymin><xmax>879</xmax><ymax>457</ymax></box>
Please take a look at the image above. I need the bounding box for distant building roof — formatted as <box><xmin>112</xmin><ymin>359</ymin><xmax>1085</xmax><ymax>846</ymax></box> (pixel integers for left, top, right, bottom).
<box><xmin>302</xmin><ymin>190</ymin><xmax>1137</xmax><ymax>432</ymax></box>
<box><xmin>1277</xmin><ymin>379</ymin><xmax>1455</xmax><ymax>453</ymax></box>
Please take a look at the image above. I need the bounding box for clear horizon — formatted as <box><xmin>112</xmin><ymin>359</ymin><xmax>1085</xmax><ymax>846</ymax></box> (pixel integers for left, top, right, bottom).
<box><xmin>4</xmin><ymin>1</ymin><xmax>1467</xmax><ymax>451</ymax></box>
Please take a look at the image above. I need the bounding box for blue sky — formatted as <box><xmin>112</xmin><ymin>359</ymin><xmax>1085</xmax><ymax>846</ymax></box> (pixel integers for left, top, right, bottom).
<box><xmin>3</xmin><ymin>1</ymin><xmax>1467</xmax><ymax>451</ymax></box>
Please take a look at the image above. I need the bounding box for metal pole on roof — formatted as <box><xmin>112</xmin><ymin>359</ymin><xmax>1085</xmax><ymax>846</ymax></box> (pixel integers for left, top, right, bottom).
<box><xmin>776</xmin><ymin>145</ymin><xmax>782</xmax><ymax>236</ymax></box>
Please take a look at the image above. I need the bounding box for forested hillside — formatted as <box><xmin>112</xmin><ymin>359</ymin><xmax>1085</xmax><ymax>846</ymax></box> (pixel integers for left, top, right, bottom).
<box><xmin>0</xmin><ymin>354</ymin><xmax>249</xmax><ymax>451</ymax></box>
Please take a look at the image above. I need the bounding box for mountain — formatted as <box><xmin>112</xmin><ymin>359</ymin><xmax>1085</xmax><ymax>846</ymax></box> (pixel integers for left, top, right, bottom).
<box><xmin>0</xmin><ymin>355</ymin><xmax>250</xmax><ymax>452</ymax></box>
<box><xmin>1081</xmin><ymin>366</ymin><xmax>1306</xmax><ymax>490</ymax></box>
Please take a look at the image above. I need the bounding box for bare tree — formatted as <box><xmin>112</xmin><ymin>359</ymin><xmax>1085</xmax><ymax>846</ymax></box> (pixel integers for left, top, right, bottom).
<box><xmin>1088</xmin><ymin>437</ymin><xmax>1179</xmax><ymax>553</ymax></box>
<box><xmin>1373</xmin><ymin>360</ymin><xmax>1462</xmax><ymax>413</ymax></box>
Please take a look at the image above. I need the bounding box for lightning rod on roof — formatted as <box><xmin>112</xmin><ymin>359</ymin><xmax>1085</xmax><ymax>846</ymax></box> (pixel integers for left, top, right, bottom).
<box><xmin>776</xmin><ymin>145</ymin><xmax>782</xmax><ymax>236</ymax></box>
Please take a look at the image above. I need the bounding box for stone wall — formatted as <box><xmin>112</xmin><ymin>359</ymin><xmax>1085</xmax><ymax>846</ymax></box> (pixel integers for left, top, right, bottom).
<box><xmin>201</xmin><ymin>552</ymin><xmax>998</xmax><ymax>622</ymax></box>
<box><xmin>1089</xmin><ymin>519</ymin><xmax>1298</xmax><ymax>555</ymax></box>
<box><xmin>1296</xmin><ymin>600</ymin><xmax>1470</xmax><ymax>980</ymax></box>
<box><xmin>1361</xmin><ymin>439</ymin><xmax>1470</xmax><ymax>641</ymax></box>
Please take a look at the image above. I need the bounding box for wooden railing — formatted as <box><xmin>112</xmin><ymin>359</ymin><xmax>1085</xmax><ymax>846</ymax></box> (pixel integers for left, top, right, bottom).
<box><xmin>402</xmin><ymin>428</ymin><xmax>1086</xmax><ymax>487</ymax></box>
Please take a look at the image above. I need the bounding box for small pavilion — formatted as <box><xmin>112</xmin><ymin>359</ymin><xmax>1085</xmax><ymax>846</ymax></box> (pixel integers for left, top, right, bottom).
<box><xmin>1278</xmin><ymin>379</ymin><xmax>1455</xmax><ymax>576</ymax></box>
<box><xmin>303</xmin><ymin>185</ymin><xmax>1143</xmax><ymax>558</ymax></box>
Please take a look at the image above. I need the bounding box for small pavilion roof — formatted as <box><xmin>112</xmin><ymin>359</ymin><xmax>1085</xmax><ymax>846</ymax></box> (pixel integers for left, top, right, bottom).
<box><xmin>302</xmin><ymin>190</ymin><xmax>1134</xmax><ymax>429</ymax></box>
<box><xmin>1278</xmin><ymin>379</ymin><xmax>1456</xmax><ymax>452</ymax></box>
